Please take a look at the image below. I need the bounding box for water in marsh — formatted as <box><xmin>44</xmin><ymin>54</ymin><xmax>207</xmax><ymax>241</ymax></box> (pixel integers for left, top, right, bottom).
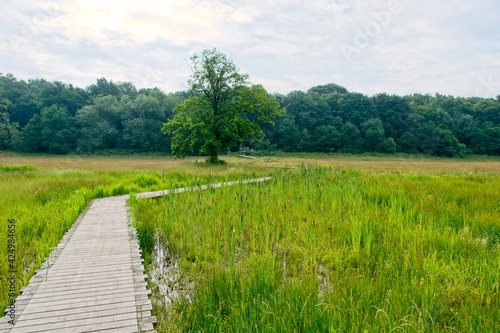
<box><xmin>148</xmin><ymin>234</ymin><xmax>193</xmax><ymax>308</ymax></box>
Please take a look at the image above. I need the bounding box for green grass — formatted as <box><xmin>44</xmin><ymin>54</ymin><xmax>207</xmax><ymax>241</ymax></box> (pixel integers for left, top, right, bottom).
<box><xmin>0</xmin><ymin>162</ymin><xmax>266</xmax><ymax>312</ymax></box>
<box><xmin>131</xmin><ymin>167</ymin><xmax>500</xmax><ymax>332</ymax></box>
<box><xmin>0</xmin><ymin>164</ymin><xmax>37</xmax><ymax>172</ymax></box>
<box><xmin>1</xmin><ymin>154</ymin><xmax>499</xmax><ymax>332</ymax></box>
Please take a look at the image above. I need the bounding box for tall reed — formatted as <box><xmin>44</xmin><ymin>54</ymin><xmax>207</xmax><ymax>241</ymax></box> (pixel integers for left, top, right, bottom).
<box><xmin>132</xmin><ymin>166</ymin><xmax>500</xmax><ymax>332</ymax></box>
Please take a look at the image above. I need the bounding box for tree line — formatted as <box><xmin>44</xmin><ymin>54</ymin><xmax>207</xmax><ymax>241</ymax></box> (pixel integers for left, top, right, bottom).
<box><xmin>1</xmin><ymin>73</ymin><xmax>499</xmax><ymax>157</ymax></box>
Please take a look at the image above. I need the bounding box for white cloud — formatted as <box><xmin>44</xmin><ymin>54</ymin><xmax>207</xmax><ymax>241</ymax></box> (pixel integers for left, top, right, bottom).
<box><xmin>1</xmin><ymin>0</ymin><xmax>499</xmax><ymax>97</ymax></box>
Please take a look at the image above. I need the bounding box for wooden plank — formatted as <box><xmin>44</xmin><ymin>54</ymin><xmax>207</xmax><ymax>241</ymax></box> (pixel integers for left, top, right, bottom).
<box><xmin>15</xmin><ymin>294</ymin><xmax>146</xmax><ymax>317</ymax></box>
<box><xmin>235</xmin><ymin>154</ymin><xmax>256</xmax><ymax>159</ymax></box>
<box><xmin>17</xmin><ymin>285</ymin><xmax>140</xmax><ymax>305</ymax></box>
<box><xmin>27</xmin><ymin>277</ymin><xmax>145</xmax><ymax>295</ymax></box>
<box><xmin>11</xmin><ymin>308</ymin><xmax>140</xmax><ymax>329</ymax></box>
<box><xmin>12</xmin><ymin>302</ymin><xmax>151</xmax><ymax>322</ymax></box>
<box><xmin>10</xmin><ymin>317</ymin><xmax>139</xmax><ymax>333</ymax></box>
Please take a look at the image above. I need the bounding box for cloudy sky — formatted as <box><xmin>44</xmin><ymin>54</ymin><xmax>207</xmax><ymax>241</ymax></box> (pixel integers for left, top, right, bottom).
<box><xmin>1</xmin><ymin>0</ymin><xmax>499</xmax><ymax>97</ymax></box>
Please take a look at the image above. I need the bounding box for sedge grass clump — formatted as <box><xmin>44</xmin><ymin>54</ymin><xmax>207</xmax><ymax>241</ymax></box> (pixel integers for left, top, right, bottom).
<box><xmin>131</xmin><ymin>166</ymin><xmax>500</xmax><ymax>332</ymax></box>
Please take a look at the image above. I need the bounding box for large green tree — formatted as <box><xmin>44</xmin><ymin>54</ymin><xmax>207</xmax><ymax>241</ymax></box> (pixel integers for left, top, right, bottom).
<box><xmin>361</xmin><ymin>118</ymin><xmax>386</xmax><ymax>152</ymax></box>
<box><xmin>76</xmin><ymin>96</ymin><xmax>123</xmax><ymax>153</ymax></box>
<box><xmin>39</xmin><ymin>105</ymin><xmax>78</xmax><ymax>154</ymax></box>
<box><xmin>18</xmin><ymin>105</ymin><xmax>77</xmax><ymax>153</ymax></box>
<box><xmin>162</xmin><ymin>49</ymin><xmax>284</xmax><ymax>163</ymax></box>
<box><xmin>121</xmin><ymin>94</ymin><xmax>170</xmax><ymax>152</ymax></box>
<box><xmin>340</xmin><ymin>122</ymin><xmax>364</xmax><ymax>153</ymax></box>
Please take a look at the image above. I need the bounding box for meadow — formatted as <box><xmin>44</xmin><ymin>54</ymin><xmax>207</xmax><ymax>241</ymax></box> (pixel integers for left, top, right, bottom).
<box><xmin>0</xmin><ymin>153</ymin><xmax>266</xmax><ymax>311</ymax></box>
<box><xmin>1</xmin><ymin>152</ymin><xmax>499</xmax><ymax>332</ymax></box>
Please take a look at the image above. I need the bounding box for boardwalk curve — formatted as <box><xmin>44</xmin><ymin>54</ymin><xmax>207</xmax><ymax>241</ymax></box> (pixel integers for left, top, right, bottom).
<box><xmin>1</xmin><ymin>177</ymin><xmax>271</xmax><ymax>333</ymax></box>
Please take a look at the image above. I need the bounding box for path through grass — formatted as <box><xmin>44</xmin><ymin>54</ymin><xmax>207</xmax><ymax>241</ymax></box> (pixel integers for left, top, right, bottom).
<box><xmin>0</xmin><ymin>158</ymin><xmax>266</xmax><ymax>312</ymax></box>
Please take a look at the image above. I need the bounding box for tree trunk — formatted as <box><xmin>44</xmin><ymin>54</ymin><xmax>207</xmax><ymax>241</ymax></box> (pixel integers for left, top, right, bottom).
<box><xmin>207</xmin><ymin>147</ymin><xmax>219</xmax><ymax>164</ymax></box>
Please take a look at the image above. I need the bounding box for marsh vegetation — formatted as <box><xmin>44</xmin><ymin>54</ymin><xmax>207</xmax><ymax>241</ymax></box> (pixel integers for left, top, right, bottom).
<box><xmin>1</xmin><ymin>153</ymin><xmax>499</xmax><ymax>332</ymax></box>
<box><xmin>133</xmin><ymin>166</ymin><xmax>500</xmax><ymax>332</ymax></box>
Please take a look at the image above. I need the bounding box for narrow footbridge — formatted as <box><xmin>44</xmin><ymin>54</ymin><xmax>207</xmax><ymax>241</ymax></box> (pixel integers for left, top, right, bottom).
<box><xmin>1</xmin><ymin>177</ymin><xmax>271</xmax><ymax>333</ymax></box>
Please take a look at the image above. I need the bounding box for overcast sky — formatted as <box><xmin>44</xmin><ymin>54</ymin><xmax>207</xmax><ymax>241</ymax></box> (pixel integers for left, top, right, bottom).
<box><xmin>1</xmin><ymin>0</ymin><xmax>499</xmax><ymax>97</ymax></box>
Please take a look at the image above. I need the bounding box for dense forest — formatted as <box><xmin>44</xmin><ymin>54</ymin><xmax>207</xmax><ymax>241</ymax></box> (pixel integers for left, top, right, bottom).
<box><xmin>1</xmin><ymin>73</ymin><xmax>499</xmax><ymax>157</ymax></box>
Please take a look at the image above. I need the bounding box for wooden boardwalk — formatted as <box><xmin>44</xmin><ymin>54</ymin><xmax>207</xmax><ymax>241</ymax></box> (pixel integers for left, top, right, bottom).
<box><xmin>1</xmin><ymin>177</ymin><xmax>270</xmax><ymax>333</ymax></box>
<box><xmin>0</xmin><ymin>195</ymin><xmax>155</xmax><ymax>333</ymax></box>
<box><xmin>135</xmin><ymin>177</ymin><xmax>272</xmax><ymax>199</ymax></box>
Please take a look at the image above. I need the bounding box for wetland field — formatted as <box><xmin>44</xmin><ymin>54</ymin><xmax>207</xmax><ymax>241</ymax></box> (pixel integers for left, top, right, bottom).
<box><xmin>1</xmin><ymin>153</ymin><xmax>499</xmax><ymax>332</ymax></box>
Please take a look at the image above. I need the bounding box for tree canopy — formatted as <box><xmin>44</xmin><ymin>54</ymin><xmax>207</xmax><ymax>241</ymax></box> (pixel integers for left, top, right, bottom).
<box><xmin>0</xmin><ymin>71</ymin><xmax>499</xmax><ymax>158</ymax></box>
<box><xmin>162</xmin><ymin>49</ymin><xmax>284</xmax><ymax>163</ymax></box>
